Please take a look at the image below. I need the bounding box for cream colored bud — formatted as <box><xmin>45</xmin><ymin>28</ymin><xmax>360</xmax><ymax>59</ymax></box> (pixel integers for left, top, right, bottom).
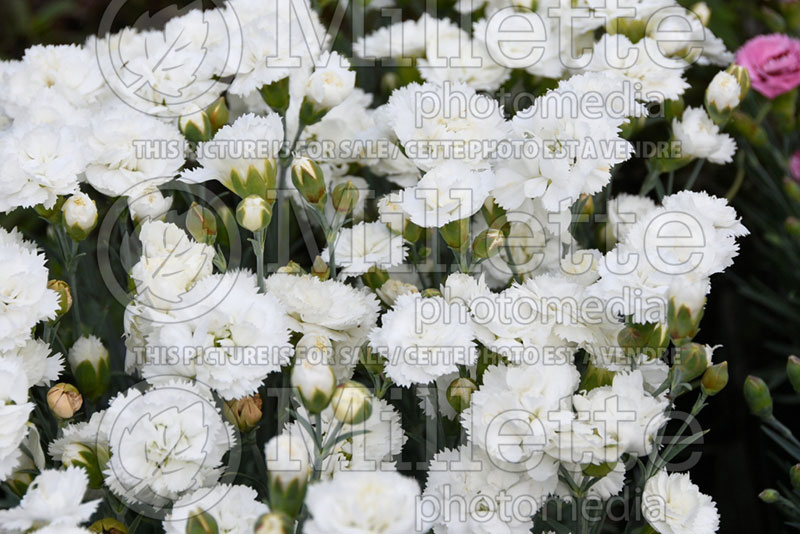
<box><xmin>47</xmin><ymin>383</ymin><xmax>83</xmax><ymax>419</ymax></box>
<box><xmin>62</xmin><ymin>192</ymin><xmax>97</xmax><ymax>241</ymax></box>
<box><xmin>330</xmin><ymin>381</ymin><xmax>372</xmax><ymax>425</ymax></box>
<box><xmin>236</xmin><ymin>195</ymin><xmax>272</xmax><ymax>233</ymax></box>
<box><xmin>292</xmin><ymin>357</ymin><xmax>336</xmax><ymax>414</ymax></box>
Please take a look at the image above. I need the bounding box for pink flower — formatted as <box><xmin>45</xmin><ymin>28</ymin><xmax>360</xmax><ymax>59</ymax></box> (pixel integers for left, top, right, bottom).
<box><xmin>736</xmin><ymin>34</ymin><xmax>800</xmax><ymax>99</ymax></box>
<box><xmin>791</xmin><ymin>150</ymin><xmax>800</xmax><ymax>182</ymax></box>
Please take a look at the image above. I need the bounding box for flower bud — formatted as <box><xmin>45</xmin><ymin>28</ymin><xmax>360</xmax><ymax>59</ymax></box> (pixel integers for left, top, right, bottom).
<box><xmin>186</xmin><ymin>509</ymin><xmax>219</xmax><ymax>534</ymax></box>
<box><xmin>206</xmin><ymin>97</ymin><xmax>229</xmax><ymax>132</ymax></box>
<box><xmin>223</xmin><ymin>395</ymin><xmax>263</xmax><ymax>433</ymax></box>
<box><xmin>292</xmin><ymin>158</ymin><xmax>327</xmax><ymax>207</ymax></box>
<box><xmin>292</xmin><ymin>357</ymin><xmax>336</xmax><ymax>414</ymax></box>
<box><xmin>259</xmin><ymin>77</ymin><xmax>291</xmax><ymax>115</ymax></box>
<box><xmin>264</xmin><ymin>433</ymin><xmax>311</xmax><ymax>517</ymax></box>
<box><xmin>254</xmin><ymin>512</ymin><xmax>292</xmax><ymax>534</ymax></box>
<box><xmin>277</xmin><ymin>261</ymin><xmax>306</xmax><ymax>275</ymax></box>
<box><xmin>89</xmin><ymin>518</ymin><xmax>128</xmax><ymax>534</ymax></box>
<box><xmin>331</xmin><ymin>381</ymin><xmax>372</xmax><ymax>425</ymax></box>
<box><xmin>376</xmin><ymin>278</ymin><xmax>419</xmax><ymax>306</ymax></box>
<box><xmin>701</xmin><ymin>361</ymin><xmax>728</xmax><ymax>396</ymax></box>
<box><xmin>128</xmin><ymin>189</ymin><xmax>172</xmax><ymax>223</ymax></box>
<box><xmin>331</xmin><ymin>180</ymin><xmax>359</xmax><ymax>215</ymax></box>
<box><xmin>667</xmin><ymin>297</ymin><xmax>705</xmax><ymax>344</ymax></box>
<box><xmin>62</xmin><ymin>192</ymin><xmax>98</xmax><ymax>241</ymax></box>
<box><xmin>62</xmin><ymin>441</ymin><xmax>105</xmax><ymax>488</ymax></box>
<box><xmin>179</xmin><ymin>107</ymin><xmax>213</xmax><ymax>143</ymax></box>
<box><xmin>759</xmin><ymin>489</ymin><xmax>780</xmax><ymax>504</ymax></box>
<box><xmin>229</xmin><ymin>162</ymin><xmax>276</xmax><ymax>201</ymax></box>
<box><xmin>440</xmin><ymin>218</ymin><xmax>470</xmax><ymax>252</ymax></box>
<box><xmin>68</xmin><ymin>335</ymin><xmax>110</xmax><ymax>402</ymax></box>
<box><xmin>295</xmin><ymin>334</ymin><xmax>334</xmax><ymax>364</ymax></box>
<box><xmin>48</xmin><ymin>280</ymin><xmax>72</xmax><ymax>317</ymax></box>
<box><xmin>705</xmin><ymin>71</ymin><xmax>742</xmax><ymax>124</ymax></box>
<box><xmin>304</xmin><ymin>51</ymin><xmax>355</xmax><ymax>111</ymax></box>
<box><xmin>785</xmin><ymin>216</ymin><xmax>800</xmax><ymax>237</ymax></box>
<box><xmin>726</xmin><ymin>64</ymin><xmax>751</xmax><ymax>101</ymax></box>
<box><xmin>311</xmin><ymin>255</ymin><xmax>330</xmax><ymax>280</ymax></box>
<box><xmin>744</xmin><ymin>375</ymin><xmax>773</xmax><ymax>419</ymax></box>
<box><xmin>361</xmin><ymin>266</ymin><xmax>389</xmax><ymax>290</ymax></box>
<box><xmin>47</xmin><ymin>383</ymin><xmax>83</xmax><ymax>419</ymax></box>
<box><xmin>785</xmin><ymin>177</ymin><xmax>800</xmax><ymax>202</ymax></box>
<box><xmin>731</xmin><ymin>110</ymin><xmax>767</xmax><ymax>146</ymax></box>
<box><xmin>791</xmin><ymin>464</ymin><xmax>800</xmax><ymax>490</ymax></box>
<box><xmin>472</xmin><ymin>228</ymin><xmax>505</xmax><ymax>260</ymax></box>
<box><xmin>481</xmin><ymin>197</ymin><xmax>507</xmax><ymax>228</ymax></box>
<box><xmin>421</xmin><ymin>288</ymin><xmax>442</xmax><ymax>298</ymax></box>
<box><xmin>691</xmin><ymin>2</ymin><xmax>711</xmax><ymax>25</ymax></box>
<box><xmin>185</xmin><ymin>202</ymin><xmax>218</xmax><ymax>245</ymax></box>
<box><xmin>446</xmin><ymin>377</ymin><xmax>478</xmax><ymax>413</ymax></box>
<box><xmin>673</xmin><ymin>343</ymin><xmax>709</xmax><ymax>382</ymax></box>
<box><xmin>787</xmin><ymin>355</ymin><xmax>800</xmax><ymax>393</ymax></box>
<box><xmin>236</xmin><ymin>195</ymin><xmax>272</xmax><ymax>233</ymax></box>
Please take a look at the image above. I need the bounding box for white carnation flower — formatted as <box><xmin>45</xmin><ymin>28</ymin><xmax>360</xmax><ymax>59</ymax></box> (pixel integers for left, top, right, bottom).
<box><xmin>305</xmin><ymin>51</ymin><xmax>356</xmax><ymax>109</ymax></box>
<box><xmin>103</xmin><ymin>380</ymin><xmax>235</xmax><ymax>506</ymax></box>
<box><xmin>369</xmin><ymin>293</ymin><xmax>477</xmax><ymax>387</ymax></box>
<box><xmin>422</xmin><ymin>445</ymin><xmax>544</xmax><ymax>534</ymax></box>
<box><xmin>0</xmin><ymin>466</ymin><xmax>100</xmax><ymax>531</ymax></box>
<box><xmin>164</xmin><ymin>484</ymin><xmax>269</xmax><ymax>534</ymax></box>
<box><xmin>140</xmin><ymin>270</ymin><xmax>293</xmax><ymax>399</ymax></box>
<box><xmin>706</xmin><ymin>71</ymin><xmax>741</xmax><ymax>111</ymax></box>
<box><xmin>606</xmin><ymin>194</ymin><xmax>658</xmax><ymax>243</ymax></box>
<box><xmin>0</xmin><ymin>227</ymin><xmax>59</xmax><ymax>351</ymax></box>
<box><xmin>2</xmin><ymin>338</ymin><xmax>63</xmax><ymax>388</ymax></box>
<box><xmin>304</xmin><ymin>470</ymin><xmax>422</xmax><ymax>534</ymax></box>
<box><xmin>384</xmin><ymin>81</ymin><xmax>511</xmax><ymax>172</ymax></box>
<box><xmin>181</xmin><ymin>113</ymin><xmax>284</xmax><ymax>187</ymax></box>
<box><xmin>85</xmin><ymin>102</ymin><xmax>185</xmax><ymax>197</ymax></box>
<box><xmin>672</xmin><ymin>107</ymin><xmax>737</xmax><ymax>164</ymax></box>
<box><xmin>0</xmin><ymin>123</ymin><xmax>86</xmax><ymax>213</ymax></box>
<box><xmin>642</xmin><ymin>469</ymin><xmax>720</xmax><ymax>534</ymax></box>
<box><xmin>322</xmin><ymin>221</ymin><xmax>407</xmax><ymax>278</ymax></box>
<box><xmin>400</xmin><ymin>161</ymin><xmax>494</xmax><ymax>228</ymax></box>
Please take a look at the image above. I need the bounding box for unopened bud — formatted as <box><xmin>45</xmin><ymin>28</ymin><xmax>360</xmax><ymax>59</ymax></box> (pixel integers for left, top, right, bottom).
<box><xmin>292</xmin><ymin>158</ymin><xmax>327</xmax><ymax>207</ymax></box>
<box><xmin>277</xmin><ymin>261</ymin><xmax>305</xmax><ymax>275</ymax></box>
<box><xmin>223</xmin><ymin>395</ymin><xmax>263</xmax><ymax>433</ymax></box>
<box><xmin>744</xmin><ymin>375</ymin><xmax>773</xmax><ymax>419</ymax></box>
<box><xmin>481</xmin><ymin>197</ymin><xmax>507</xmax><ymax>228</ymax></box>
<box><xmin>421</xmin><ymin>288</ymin><xmax>442</xmax><ymax>298</ymax></box>
<box><xmin>691</xmin><ymin>2</ymin><xmax>711</xmax><ymax>25</ymax></box>
<box><xmin>472</xmin><ymin>228</ymin><xmax>505</xmax><ymax>260</ymax></box>
<box><xmin>759</xmin><ymin>489</ymin><xmax>780</xmax><ymax>504</ymax></box>
<box><xmin>674</xmin><ymin>343</ymin><xmax>709</xmax><ymax>382</ymax></box>
<box><xmin>48</xmin><ymin>280</ymin><xmax>72</xmax><ymax>317</ymax></box>
<box><xmin>264</xmin><ymin>433</ymin><xmax>311</xmax><ymax>516</ymax></box>
<box><xmin>726</xmin><ymin>64</ymin><xmax>751</xmax><ymax>101</ymax></box>
<box><xmin>361</xmin><ymin>266</ymin><xmax>389</xmax><ymax>289</ymax></box>
<box><xmin>62</xmin><ymin>192</ymin><xmax>98</xmax><ymax>241</ymax></box>
<box><xmin>254</xmin><ymin>512</ymin><xmax>292</xmax><ymax>534</ymax></box>
<box><xmin>89</xmin><ymin>518</ymin><xmax>128</xmax><ymax>534</ymax></box>
<box><xmin>185</xmin><ymin>202</ymin><xmax>218</xmax><ymax>245</ymax></box>
<box><xmin>259</xmin><ymin>77</ymin><xmax>290</xmax><ymax>115</ymax></box>
<box><xmin>791</xmin><ymin>464</ymin><xmax>800</xmax><ymax>490</ymax></box>
<box><xmin>292</xmin><ymin>358</ymin><xmax>336</xmax><ymax>414</ymax></box>
<box><xmin>376</xmin><ymin>278</ymin><xmax>419</xmax><ymax>306</ymax></box>
<box><xmin>446</xmin><ymin>377</ymin><xmax>478</xmax><ymax>413</ymax></box>
<box><xmin>47</xmin><ymin>383</ymin><xmax>83</xmax><ymax>419</ymax></box>
<box><xmin>785</xmin><ymin>216</ymin><xmax>800</xmax><ymax>237</ymax></box>
<box><xmin>667</xmin><ymin>297</ymin><xmax>705</xmax><ymax>343</ymax></box>
<box><xmin>705</xmin><ymin>71</ymin><xmax>742</xmax><ymax>124</ymax></box>
<box><xmin>787</xmin><ymin>355</ymin><xmax>800</xmax><ymax>393</ymax></box>
<box><xmin>236</xmin><ymin>195</ymin><xmax>272</xmax><ymax>233</ymax></box>
<box><xmin>331</xmin><ymin>381</ymin><xmax>372</xmax><ymax>425</ymax></box>
<box><xmin>68</xmin><ymin>335</ymin><xmax>110</xmax><ymax>402</ymax></box>
<box><xmin>331</xmin><ymin>181</ymin><xmax>359</xmax><ymax>215</ymax></box>
<box><xmin>440</xmin><ymin>218</ymin><xmax>470</xmax><ymax>252</ymax></box>
<box><xmin>295</xmin><ymin>334</ymin><xmax>333</xmax><ymax>363</ymax></box>
<box><xmin>186</xmin><ymin>509</ymin><xmax>219</xmax><ymax>534</ymax></box>
<box><xmin>701</xmin><ymin>361</ymin><xmax>728</xmax><ymax>396</ymax></box>
<box><xmin>179</xmin><ymin>107</ymin><xmax>213</xmax><ymax>143</ymax></box>
<box><xmin>311</xmin><ymin>256</ymin><xmax>330</xmax><ymax>280</ymax></box>
<box><xmin>128</xmin><ymin>189</ymin><xmax>172</xmax><ymax>223</ymax></box>
<box><xmin>206</xmin><ymin>97</ymin><xmax>229</xmax><ymax>132</ymax></box>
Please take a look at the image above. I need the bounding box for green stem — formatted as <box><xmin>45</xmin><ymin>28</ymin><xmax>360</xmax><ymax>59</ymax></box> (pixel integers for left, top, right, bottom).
<box><xmin>684</xmin><ymin>158</ymin><xmax>705</xmax><ymax>191</ymax></box>
<box><xmin>253</xmin><ymin>229</ymin><xmax>266</xmax><ymax>293</ymax></box>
